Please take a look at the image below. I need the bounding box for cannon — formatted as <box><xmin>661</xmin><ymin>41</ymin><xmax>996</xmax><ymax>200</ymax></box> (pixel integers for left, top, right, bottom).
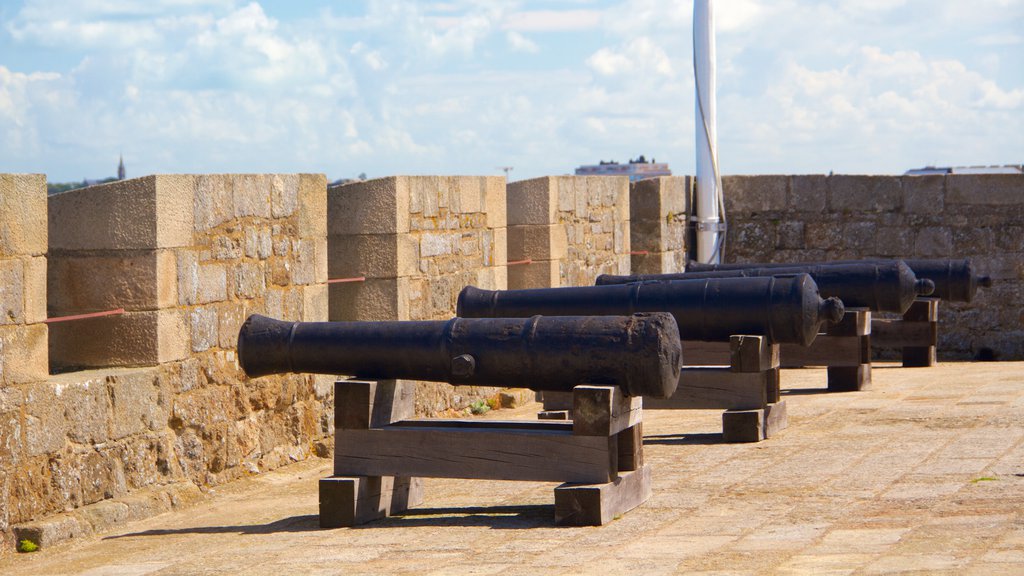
<box><xmin>457</xmin><ymin>273</ymin><xmax>844</xmax><ymax>347</ymax></box>
<box><xmin>237</xmin><ymin>313</ymin><xmax>681</xmax><ymax>399</ymax></box>
<box><xmin>686</xmin><ymin>258</ymin><xmax>991</xmax><ymax>303</ymax></box>
<box><xmin>596</xmin><ymin>260</ymin><xmax>934</xmax><ymax>314</ymax></box>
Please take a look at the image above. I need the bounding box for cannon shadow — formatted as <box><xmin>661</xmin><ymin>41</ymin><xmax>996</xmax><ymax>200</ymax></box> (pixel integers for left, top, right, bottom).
<box><xmin>104</xmin><ymin>514</ymin><xmax>322</xmax><ymax>539</ymax></box>
<box><xmin>643</xmin><ymin>432</ymin><xmax>722</xmax><ymax>446</ymax></box>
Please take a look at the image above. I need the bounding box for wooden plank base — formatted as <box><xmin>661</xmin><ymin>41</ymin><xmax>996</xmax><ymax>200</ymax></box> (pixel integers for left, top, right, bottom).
<box><xmin>827</xmin><ymin>364</ymin><xmax>872</xmax><ymax>392</ymax></box>
<box><xmin>319</xmin><ymin>475</ymin><xmax>423</xmax><ymax>528</ymax></box>
<box><xmin>554</xmin><ymin>465</ymin><xmax>652</xmax><ymax>526</ymax></box>
<box><xmin>722</xmin><ymin>401</ymin><xmax>788</xmax><ymax>443</ymax></box>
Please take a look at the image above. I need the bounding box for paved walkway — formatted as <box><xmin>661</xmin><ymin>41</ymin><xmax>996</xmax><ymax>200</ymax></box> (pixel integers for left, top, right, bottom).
<box><xmin>3</xmin><ymin>362</ymin><xmax>1023</xmax><ymax>575</ymax></box>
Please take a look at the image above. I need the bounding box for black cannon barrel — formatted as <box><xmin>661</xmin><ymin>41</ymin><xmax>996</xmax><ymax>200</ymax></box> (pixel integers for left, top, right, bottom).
<box><xmin>686</xmin><ymin>258</ymin><xmax>992</xmax><ymax>303</ymax></box>
<box><xmin>596</xmin><ymin>261</ymin><xmax>933</xmax><ymax>314</ymax></box>
<box><xmin>237</xmin><ymin>313</ymin><xmax>681</xmax><ymax>399</ymax></box>
<box><xmin>457</xmin><ymin>274</ymin><xmax>845</xmax><ymax>347</ymax></box>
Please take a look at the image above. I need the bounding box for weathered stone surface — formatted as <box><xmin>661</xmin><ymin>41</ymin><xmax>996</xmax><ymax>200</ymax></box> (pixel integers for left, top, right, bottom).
<box><xmin>0</xmin><ymin>259</ymin><xmax>24</xmax><ymax>325</ymax></box>
<box><xmin>49</xmin><ymin>175</ymin><xmax>194</xmax><ymax>251</ymax></box>
<box><xmin>0</xmin><ymin>324</ymin><xmax>48</xmax><ymax>385</ymax></box>
<box><xmin>507</xmin><ymin>259</ymin><xmax>560</xmax><ymax>289</ymax></box>
<box><xmin>946</xmin><ymin>174</ymin><xmax>1023</xmax><ymax>205</ymax></box>
<box><xmin>902</xmin><ymin>175</ymin><xmax>945</xmax><ymax>214</ymax></box>
<box><xmin>47</xmin><ymin>251</ymin><xmax>165</xmax><ymax>314</ymax></box>
<box><xmin>789</xmin><ymin>175</ymin><xmax>828</xmax><ymax>213</ymax></box>
<box><xmin>723</xmin><ymin>175</ymin><xmax>788</xmax><ymax>212</ymax></box>
<box><xmin>329</xmin><ymin>277</ymin><xmax>408</xmax><ymax>321</ymax></box>
<box><xmin>327</xmin><ymin>177</ymin><xmax>410</xmax><ymax>235</ymax></box>
<box><xmin>48</xmin><ymin>310</ymin><xmax>188</xmax><ymax>371</ymax></box>
<box><xmin>0</xmin><ymin>174</ymin><xmax>47</xmax><ymax>257</ymax></box>
<box><xmin>507</xmin><ymin>177</ymin><xmax>556</xmax><ymax>226</ymax></box>
<box><xmin>830</xmin><ymin>175</ymin><xmax>901</xmax><ymax>212</ymax></box>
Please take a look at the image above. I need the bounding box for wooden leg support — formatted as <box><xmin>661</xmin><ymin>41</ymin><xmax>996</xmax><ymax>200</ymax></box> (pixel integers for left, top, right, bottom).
<box><xmin>319</xmin><ymin>475</ymin><xmax>423</xmax><ymax>528</ymax></box>
<box><xmin>722</xmin><ymin>400</ymin><xmax>788</xmax><ymax>443</ymax></box>
<box><xmin>554</xmin><ymin>465</ymin><xmax>652</xmax><ymax>526</ymax></box>
<box><xmin>827</xmin><ymin>364</ymin><xmax>872</xmax><ymax>392</ymax></box>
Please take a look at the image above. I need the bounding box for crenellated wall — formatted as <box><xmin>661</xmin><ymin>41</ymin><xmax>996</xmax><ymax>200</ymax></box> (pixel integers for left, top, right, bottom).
<box><xmin>1</xmin><ymin>169</ymin><xmax>1019</xmax><ymax>552</ymax></box>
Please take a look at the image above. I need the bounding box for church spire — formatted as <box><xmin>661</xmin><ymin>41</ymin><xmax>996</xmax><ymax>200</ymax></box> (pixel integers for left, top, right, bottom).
<box><xmin>117</xmin><ymin>154</ymin><xmax>125</xmax><ymax>180</ymax></box>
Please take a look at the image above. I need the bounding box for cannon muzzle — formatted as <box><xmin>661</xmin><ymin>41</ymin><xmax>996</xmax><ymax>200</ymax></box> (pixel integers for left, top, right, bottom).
<box><xmin>458</xmin><ymin>274</ymin><xmax>844</xmax><ymax>347</ymax></box>
<box><xmin>597</xmin><ymin>260</ymin><xmax>933</xmax><ymax>314</ymax></box>
<box><xmin>238</xmin><ymin>313</ymin><xmax>682</xmax><ymax>399</ymax></box>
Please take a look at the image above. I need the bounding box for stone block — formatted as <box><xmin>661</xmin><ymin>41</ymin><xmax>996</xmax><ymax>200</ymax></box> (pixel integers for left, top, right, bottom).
<box><xmin>946</xmin><ymin>174</ymin><xmax>1023</xmax><ymax>205</ymax></box>
<box><xmin>452</xmin><ymin>177</ymin><xmax>483</xmax><ymax>214</ymax></box>
<box><xmin>22</xmin><ymin>381</ymin><xmax>67</xmax><ymax>456</ymax></box>
<box><xmin>49</xmin><ymin>175</ymin><xmax>195</xmax><ymax>251</ymax></box>
<box><xmin>507</xmin><ymin>259</ymin><xmax>560</xmax><ymax>289</ymax></box>
<box><xmin>914</xmin><ymin>227</ymin><xmax>953</xmax><ymax>257</ymax></box>
<box><xmin>190</xmin><ymin>306</ymin><xmax>219</xmax><ymax>353</ymax></box>
<box><xmin>507</xmin><ymin>224</ymin><xmax>567</xmax><ymax>262</ymax></box>
<box><xmin>776</xmin><ymin>221</ymin><xmax>805</xmax><ymax>250</ymax></box>
<box><xmin>632</xmin><ymin>219</ymin><xmax>685</xmax><ymax>252</ymax></box>
<box><xmin>874</xmin><ymin>227</ymin><xmax>914</xmax><ymax>256</ymax></box>
<box><xmin>297</xmin><ymin>174</ymin><xmax>328</xmax><ymax>239</ymax></box>
<box><xmin>902</xmin><ymin>175</ymin><xmax>945</xmax><ymax>214</ymax></box>
<box><xmin>302</xmin><ymin>284</ymin><xmax>329</xmax><ymax>322</ymax></box>
<box><xmin>232</xmin><ymin>174</ymin><xmax>272</xmax><ymax>219</ymax></box>
<box><xmin>507</xmin><ymin>177</ymin><xmax>556</xmax><ymax>226</ymax></box>
<box><xmin>630</xmin><ymin>176</ymin><xmax>689</xmax><ymax>223</ymax></box>
<box><xmin>47</xmin><ymin>251</ymin><xmax>172</xmax><ymax>315</ymax></box>
<box><xmin>0</xmin><ymin>258</ymin><xmax>24</xmax><ymax>325</ymax></box>
<box><xmin>484</xmin><ymin>176</ymin><xmax>507</xmax><ymax>228</ymax></box>
<box><xmin>631</xmin><ymin>250</ymin><xmax>686</xmax><ymax>275</ymax></box>
<box><xmin>329</xmin><ymin>277</ymin><xmax>409</xmax><ymax>321</ymax></box>
<box><xmin>108</xmin><ymin>369</ymin><xmax>161</xmax><ymax>440</ymax></box>
<box><xmin>0</xmin><ymin>324</ymin><xmax>48</xmax><ymax>384</ymax></box>
<box><xmin>48</xmin><ymin>309</ymin><xmax>188</xmax><ymax>371</ymax></box>
<box><xmin>829</xmin><ymin>175</ymin><xmax>901</xmax><ymax>213</ymax></box>
<box><xmin>197</xmin><ymin>262</ymin><xmax>228</xmax><ymax>304</ymax></box>
<box><xmin>0</xmin><ymin>174</ymin><xmax>47</xmax><ymax>257</ymax></box>
<box><xmin>788</xmin><ymin>175</ymin><xmax>828</xmax><ymax>213</ymax></box>
<box><xmin>194</xmin><ymin>174</ymin><xmax>233</xmax><ymax>233</ymax></box>
<box><xmin>327</xmin><ymin>231</ymin><xmax>414</xmax><ymax>282</ymax></box>
<box><xmin>216</xmin><ymin>302</ymin><xmax>248</xmax><ymax>350</ymax></box>
<box><xmin>328</xmin><ymin>177</ymin><xmax>410</xmax><ymax>236</ymax></box>
<box><xmin>271</xmin><ymin>174</ymin><xmax>299</xmax><ymax>218</ymax></box>
<box><xmin>722</xmin><ymin>175</ymin><xmax>788</xmax><ymax>212</ymax></box>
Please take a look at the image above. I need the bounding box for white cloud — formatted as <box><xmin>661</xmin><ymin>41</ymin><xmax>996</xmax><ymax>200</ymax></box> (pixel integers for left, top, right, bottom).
<box><xmin>503</xmin><ymin>9</ymin><xmax>603</xmax><ymax>32</ymax></box>
<box><xmin>587</xmin><ymin>37</ymin><xmax>674</xmax><ymax>77</ymax></box>
<box><xmin>506</xmin><ymin>31</ymin><xmax>539</xmax><ymax>53</ymax></box>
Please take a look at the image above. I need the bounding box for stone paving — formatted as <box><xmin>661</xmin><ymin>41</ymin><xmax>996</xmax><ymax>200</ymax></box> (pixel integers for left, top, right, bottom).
<box><xmin>2</xmin><ymin>361</ymin><xmax>1022</xmax><ymax>575</ymax></box>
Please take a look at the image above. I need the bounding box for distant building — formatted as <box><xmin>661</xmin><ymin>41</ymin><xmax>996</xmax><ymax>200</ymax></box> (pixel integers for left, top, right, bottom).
<box><xmin>118</xmin><ymin>154</ymin><xmax>126</xmax><ymax>180</ymax></box>
<box><xmin>575</xmin><ymin>155</ymin><xmax>672</xmax><ymax>182</ymax></box>
<box><xmin>905</xmin><ymin>164</ymin><xmax>1022</xmax><ymax>176</ymax></box>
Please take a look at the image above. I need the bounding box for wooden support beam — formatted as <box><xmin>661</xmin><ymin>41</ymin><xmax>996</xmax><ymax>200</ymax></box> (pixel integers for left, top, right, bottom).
<box><xmin>646</xmin><ymin>367</ymin><xmax>767</xmax><ymax>411</ymax></box>
<box><xmin>335</xmin><ymin>424</ymin><xmax>616</xmax><ymax>483</ymax></box>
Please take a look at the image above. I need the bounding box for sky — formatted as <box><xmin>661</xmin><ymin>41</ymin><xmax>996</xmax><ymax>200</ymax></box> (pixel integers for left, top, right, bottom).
<box><xmin>0</xmin><ymin>0</ymin><xmax>1022</xmax><ymax>183</ymax></box>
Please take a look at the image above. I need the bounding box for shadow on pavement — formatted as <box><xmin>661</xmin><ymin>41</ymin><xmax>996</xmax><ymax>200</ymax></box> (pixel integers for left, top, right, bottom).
<box><xmin>104</xmin><ymin>514</ymin><xmax>321</xmax><ymax>539</ymax></box>
<box><xmin>365</xmin><ymin>505</ymin><xmax>554</xmax><ymax>530</ymax></box>
<box><xmin>643</xmin><ymin>432</ymin><xmax>722</xmax><ymax>445</ymax></box>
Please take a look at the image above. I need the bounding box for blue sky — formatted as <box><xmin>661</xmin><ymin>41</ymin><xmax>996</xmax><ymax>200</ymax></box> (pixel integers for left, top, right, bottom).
<box><xmin>1</xmin><ymin>0</ymin><xmax>1021</xmax><ymax>183</ymax></box>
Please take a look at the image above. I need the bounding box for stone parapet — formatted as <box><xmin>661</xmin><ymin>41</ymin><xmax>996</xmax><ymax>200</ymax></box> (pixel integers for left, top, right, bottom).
<box><xmin>506</xmin><ymin>176</ymin><xmax>630</xmax><ymax>288</ymax></box>
<box><xmin>719</xmin><ymin>173</ymin><xmax>1024</xmax><ymax>360</ymax></box>
<box><xmin>1</xmin><ymin>173</ymin><xmax>334</xmax><ymax>554</ymax></box>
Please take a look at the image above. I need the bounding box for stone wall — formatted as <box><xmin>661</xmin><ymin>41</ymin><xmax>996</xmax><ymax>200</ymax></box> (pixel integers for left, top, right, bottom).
<box><xmin>326</xmin><ymin>176</ymin><xmax>507</xmax><ymax>414</ymax></box>
<box><xmin>1</xmin><ymin>175</ymin><xmax>50</xmax><ymax>551</ymax></box>
<box><xmin>506</xmin><ymin>176</ymin><xmax>630</xmax><ymax>288</ymax></box>
<box><xmin>1</xmin><ymin>174</ymin><xmax>333</xmax><ymax>552</ymax></box>
<box><xmin>629</xmin><ymin>176</ymin><xmax>691</xmax><ymax>275</ymax></box>
<box><xmin>718</xmin><ymin>173</ymin><xmax>1024</xmax><ymax>360</ymax></box>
